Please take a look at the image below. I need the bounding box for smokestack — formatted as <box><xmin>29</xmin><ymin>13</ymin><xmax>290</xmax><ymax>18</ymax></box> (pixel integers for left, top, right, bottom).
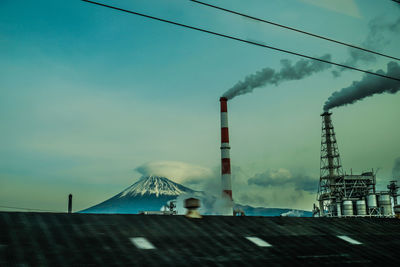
<box><xmin>220</xmin><ymin>97</ymin><xmax>232</xmax><ymax>202</ymax></box>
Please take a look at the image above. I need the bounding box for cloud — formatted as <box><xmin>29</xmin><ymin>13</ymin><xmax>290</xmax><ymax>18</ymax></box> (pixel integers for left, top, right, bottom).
<box><xmin>135</xmin><ymin>161</ymin><xmax>214</xmax><ymax>185</ymax></box>
<box><xmin>218</xmin><ymin>166</ymin><xmax>318</xmax><ymax>210</ymax></box>
<box><xmin>247</xmin><ymin>168</ymin><xmax>318</xmax><ymax>192</ymax></box>
<box><xmin>300</xmin><ymin>0</ymin><xmax>361</xmax><ymax>18</ymax></box>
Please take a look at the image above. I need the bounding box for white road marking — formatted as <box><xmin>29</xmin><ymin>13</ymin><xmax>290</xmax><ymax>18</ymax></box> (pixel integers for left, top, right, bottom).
<box><xmin>337</xmin><ymin>235</ymin><xmax>362</xmax><ymax>245</ymax></box>
<box><xmin>130</xmin><ymin>237</ymin><xmax>156</xmax><ymax>249</ymax></box>
<box><xmin>245</xmin><ymin>236</ymin><xmax>272</xmax><ymax>247</ymax></box>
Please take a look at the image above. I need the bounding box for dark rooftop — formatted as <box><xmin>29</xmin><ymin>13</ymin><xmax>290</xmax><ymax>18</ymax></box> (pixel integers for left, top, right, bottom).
<box><xmin>1</xmin><ymin>212</ymin><xmax>399</xmax><ymax>266</ymax></box>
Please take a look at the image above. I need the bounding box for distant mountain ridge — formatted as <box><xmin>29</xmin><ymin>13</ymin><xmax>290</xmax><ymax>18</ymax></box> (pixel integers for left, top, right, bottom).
<box><xmin>80</xmin><ymin>176</ymin><xmax>202</xmax><ymax>214</ymax></box>
<box><xmin>235</xmin><ymin>204</ymin><xmax>312</xmax><ymax>217</ymax></box>
<box><xmin>80</xmin><ymin>176</ymin><xmax>311</xmax><ymax>216</ymax></box>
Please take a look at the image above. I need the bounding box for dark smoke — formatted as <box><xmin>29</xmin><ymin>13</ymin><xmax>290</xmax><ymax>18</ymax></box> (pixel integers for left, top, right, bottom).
<box><xmin>223</xmin><ymin>54</ymin><xmax>331</xmax><ymax>100</ymax></box>
<box><xmin>393</xmin><ymin>157</ymin><xmax>400</xmax><ymax>179</ymax></box>
<box><xmin>324</xmin><ymin>61</ymin><xmax>400</xmax><ymax>111</ymax></box>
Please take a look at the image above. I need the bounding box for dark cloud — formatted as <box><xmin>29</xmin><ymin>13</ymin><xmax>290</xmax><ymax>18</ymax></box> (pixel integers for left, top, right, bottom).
<box><xmin>247</xmin><ymin>168</ymin><xmax>318</xmax><ymax>192</ymax></box>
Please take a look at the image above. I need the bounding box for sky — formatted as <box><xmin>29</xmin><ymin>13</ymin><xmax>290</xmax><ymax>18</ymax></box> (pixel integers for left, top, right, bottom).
<box><xmin>1</xmin><ymin>0</ymin><xmax>399</xmax><ymax>212</ymax></box>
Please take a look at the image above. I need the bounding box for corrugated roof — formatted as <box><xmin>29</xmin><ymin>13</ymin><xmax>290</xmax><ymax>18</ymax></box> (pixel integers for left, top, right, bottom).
<box><xmin>1</xmin><ymin>212</ymin><xmax>399</xmax><ymax>266</ymax></box>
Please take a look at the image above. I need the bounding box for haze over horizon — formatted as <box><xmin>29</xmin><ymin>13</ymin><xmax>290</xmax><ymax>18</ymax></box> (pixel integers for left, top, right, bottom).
<box><xmin>1</xmin><ymin>0</ymin><xmax>399</xmax><ymax>212</ymax></box>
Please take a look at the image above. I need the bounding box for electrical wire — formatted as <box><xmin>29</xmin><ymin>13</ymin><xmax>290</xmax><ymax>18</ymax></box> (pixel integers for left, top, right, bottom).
<box><xmin>0</xmin><ymin>205</ymin><xmax>64</xmax><ymax>213</ymax></box>
<box><xmin>190</xmin><ymin>0</ymin><xmax>400</xmax><ymax>62</ymax></box>
<box><xmin>81</xmin><ymin>0</ymin><xmax>400</xmax><ymax>82</ymax></box>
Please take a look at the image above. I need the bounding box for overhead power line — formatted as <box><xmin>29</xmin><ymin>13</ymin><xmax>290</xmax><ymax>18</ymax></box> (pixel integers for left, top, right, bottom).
<box><xmin>0</xmin><ymin>205</ymin><xmax>63</xmax><ymax>213</ymax></box>
<box><xmin>190</xmin><ymin>0</ymin><xmax>400</xmax><ymax>62</ymax></box>
<box><xmin>81</xmin><ymin>0</ymin><xmax>400</xmax><ymax>82</ymax></box>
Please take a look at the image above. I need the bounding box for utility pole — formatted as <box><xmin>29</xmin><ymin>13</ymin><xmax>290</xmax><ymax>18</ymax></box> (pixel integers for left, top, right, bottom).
<box><xmin>68</xmin><ymin>194</ymin><xmax>72</xmax><ymax>213</ymax></box>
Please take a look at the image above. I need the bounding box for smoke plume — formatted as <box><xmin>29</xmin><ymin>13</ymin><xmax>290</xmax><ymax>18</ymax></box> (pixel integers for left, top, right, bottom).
<box><xmin>393</xmin><ymin>157</ymin><xmax>400</xmax><ymax>179</ymax></box>
<box><xmin>223</xmin><ymin>54</ymin><xmax>331</xmax><ymax>100</ymax></box>
<box><xmin>332</xmin><ymin>16</ymin><xmax>400</xmax><ymax>77</ymax></box>
<box><xmin>324</xmin><ymin>61</ymin><xmax>400</xmax><ymax>111</ymax></box>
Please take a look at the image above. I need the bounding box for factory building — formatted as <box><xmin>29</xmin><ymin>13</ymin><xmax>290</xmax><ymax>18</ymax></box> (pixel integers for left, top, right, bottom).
<box><xmin>316</xmin><ymin>112</ymin><xmax>399</xmax><ymax>217</ymax></box>
<box><xmin>2</xmin><ymin>211</ymin><xmax>400</xmax><ymax>266</ymax></box>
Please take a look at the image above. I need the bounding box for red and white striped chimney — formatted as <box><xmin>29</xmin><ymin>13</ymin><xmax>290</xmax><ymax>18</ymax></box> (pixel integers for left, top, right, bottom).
<box><xmin>220</xmin><ymin>97</ymin><xmax>232</xmax><ymax>202</ymax></box>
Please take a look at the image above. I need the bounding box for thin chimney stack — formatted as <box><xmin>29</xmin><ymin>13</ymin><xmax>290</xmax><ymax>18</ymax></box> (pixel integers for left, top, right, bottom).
<box><xmin>220</xmin><ymin>97</ymin><xmax>232</xmax><ymax>202</ymax></box>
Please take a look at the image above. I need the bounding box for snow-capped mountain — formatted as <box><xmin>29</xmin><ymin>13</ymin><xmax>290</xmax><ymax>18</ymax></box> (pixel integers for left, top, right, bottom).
<box><xmin>80</xmin><ymin>175</ymin><xmax>312</xmax><ymax>216</ymax></box>
<box><xmin>118</xmin><ymin>176</ymin><xmax>194</xmax><ymax>198</ymax></box>
<box><xmin>80</xmin><ymin>176</ymin><xmax>201</xmax><ymax>214</ymax></box>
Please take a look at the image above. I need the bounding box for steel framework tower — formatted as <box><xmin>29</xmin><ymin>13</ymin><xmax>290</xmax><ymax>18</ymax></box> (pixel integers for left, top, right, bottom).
<box><xmin>317</xmin><ymin>112</ymin><xmax>344</xmax><ymax>216</ymax></box>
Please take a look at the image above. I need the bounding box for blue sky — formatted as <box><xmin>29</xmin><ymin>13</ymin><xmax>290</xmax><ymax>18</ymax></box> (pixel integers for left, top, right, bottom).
<box><xmin>1</xmin><ymin>0</ymin><xmax>399</xmax><ymax>212</ymax></box>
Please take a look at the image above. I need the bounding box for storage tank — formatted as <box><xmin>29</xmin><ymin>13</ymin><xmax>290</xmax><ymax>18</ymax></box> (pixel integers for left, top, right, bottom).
<box><xmin>379</xmin><ymin>193</ymin><xmax>392</xmax><ymax>216</ymax></box>
<box><xmin>336</xmin><ymin>202</ymin><xmax>342</xmax><ymax>217</ymax></box>
<box><xmin>367</xmin><ymin>194</ymin><xmax>377</xmax><ymax>208</ymax></box>
<box><xmin>394</xmin><ymin>205</ymin><xmax>400</xmax><ymax>219</ymax></box>
<box><xmin>356</xmin><ymin>200</ymin><xmax>367</xmax><ymax>215</ymax></box>
<box><xmin>342</xmin><ymin>200</ymin><xmax>353</xmax><ymax>216</ymax></box>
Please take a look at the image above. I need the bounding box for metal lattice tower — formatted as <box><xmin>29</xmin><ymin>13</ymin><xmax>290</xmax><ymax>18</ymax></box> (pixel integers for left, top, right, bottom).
<box><xmin>317</xmin><ymin>112</ymin><xmax>344</xmax><ymax>216</ymax></box>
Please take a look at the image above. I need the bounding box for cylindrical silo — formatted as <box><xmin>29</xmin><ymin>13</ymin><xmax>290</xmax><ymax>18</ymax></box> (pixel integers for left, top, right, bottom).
<box><xmin>379</xmin><ymin>193</ymin><xmax>392</xmax><ymax>216</ymax></box>
<box><xmin>342</xmin><ymin>200</ymin><xmax>353</xmax><ymax>216</ymax></box>
<box><xmin>367</xmin><ymin>194</ymin><xmax>377</xmax><ymax>208</ymax></box>
<box><xmin>336</xmin><ymin>202</ymin><xmax>342</xmax><ymax>217</ymax></box>
<box><xmin>394</xmin><ymin>205</ymin><xmax>400</xmax><ymax>219</ymax></box>
<box><xmin>356</xmin><ymin>200</ymin><xmax>367</xmax><ymax>216</ymax></box>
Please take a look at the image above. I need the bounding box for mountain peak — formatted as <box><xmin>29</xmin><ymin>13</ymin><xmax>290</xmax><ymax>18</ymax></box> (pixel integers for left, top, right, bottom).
<box><xmin>118</xmin><ymin>175</ymin><xmax>195</xmax><ymax>198</ymax></box>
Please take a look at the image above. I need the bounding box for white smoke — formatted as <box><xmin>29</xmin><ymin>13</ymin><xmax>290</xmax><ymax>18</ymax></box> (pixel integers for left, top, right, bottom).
<box><xmin>393</xmin><ymin>157</ymin><xmax>400</xmax><ymax>179</ymax></box>
<box><xmin>169</xmin><ymin>192</ymin><xmax>233</xmax><ymax>215</ymax></box>
<box><xmin>280</xmin><ymin>209</ymin><xmax>304</xmax><ymax>217</ymax></box>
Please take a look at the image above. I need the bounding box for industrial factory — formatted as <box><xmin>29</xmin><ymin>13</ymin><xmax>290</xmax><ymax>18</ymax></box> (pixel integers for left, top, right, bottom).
<box><xmin>315</xmin><ymin>112</ymin><xmax>399</xmax><ymax>217</ymax></box>
<box><xmin>219</xmin><ymin>98</ymin><xmax>400</xmax><ymax>218</ymax></box>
